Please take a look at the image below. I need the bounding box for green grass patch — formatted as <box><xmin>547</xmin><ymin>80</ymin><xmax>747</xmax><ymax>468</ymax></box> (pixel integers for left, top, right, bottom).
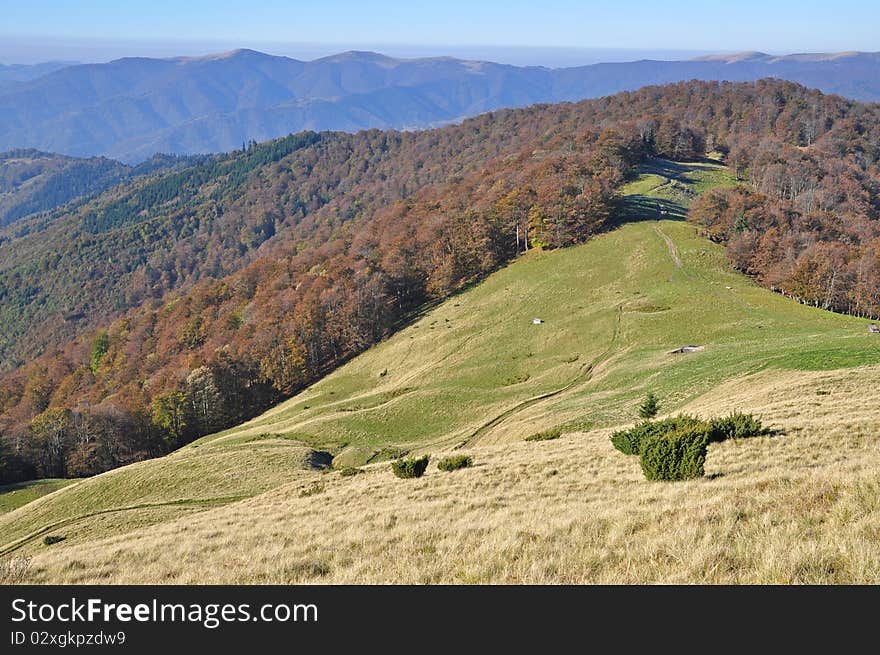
<box><xmin>619</xmin><ymin>173</ymin><xmax>667</xmax><ymax>196</ymax></box>
<box><xmin>199</xmin><ymin>160</ymin><xmax>871</xmax><ymax>453</ymax></box>
<box><xmin>0</xmin><ymin>479</ymin><xmax>78</xmax><ymax>515</ymax></box>
<box><xmin>0</xmin><ymin>442</ymin><xmax>324</xmax><ymax>553</ymax></box>
<box><xmin>525</xmin><ymin>428</ymin><xmax>563</xmax><ymax>442</ymax></box>
<box><xmin>769</xmin><ymin>346</ymin><xmax>880</xmax><ymax>371</ymax></box>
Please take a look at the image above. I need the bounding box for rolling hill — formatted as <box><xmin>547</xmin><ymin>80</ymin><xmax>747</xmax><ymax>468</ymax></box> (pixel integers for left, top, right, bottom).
<box><xmin>1</xmin><ymin>49</ymin><xmax>880</xmax><ymax>161</ymax></box>
<box><xmin>197</xmin><ymin>162</ymin><xmax>880</xmax><ymax>455</ymax></box>
<box><xmin>2</xmin><ymin>163</ymin><xmax>879</xmax><ymax>584</ymax></box>
<box><xmin>2</xmin><ymin>79</ymin><xmax>879</xmax><ymax>492</ymax></box>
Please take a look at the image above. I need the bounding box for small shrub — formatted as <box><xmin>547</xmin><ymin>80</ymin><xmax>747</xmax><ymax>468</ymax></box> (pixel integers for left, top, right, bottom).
<box><xmin>286</xmin><ymin>560</ymin><xmax>331</xmax><ymax>580</ymax></box>
<box><xmin>555</xmin><ymin>417</ymin><xmax>592</xmax><ymax>433</ymax></box>
<box><xmin>43</xmin><ymin>535</ymin><xmax>66</xmax><ymax>546</ymax></box>
<box><xmin>640</xmin><ymin>424</ymin><xmax>711</xmax><ymax>481</ymax></box>
<box><xmin>299</xmin><ymin>482</ymin><xmax>325</xmax><ymax>497</ymax></box>
<box><xmin>391</xmin><ymin>455</ymin><xmax>430</xmax><ymax>479</ymax></box>
<box><xmin>708</xmin><ymin>412</ymin><xmax>768</xmax><ymax>442</ymax></box>
<box><xmin>339</xmin><ymin>467</ymin><xmax>363</xmax><ymax>477</ymax></box>
<box><xmin>525</xmin><ymin>428</ymin><xmax>562</xmax><ymax>442</ymax></box>
<box><xmin>638</xmin><ymin>391</ymin><xmax>661</xmax><ymax>419</ymax></box>
<box><xmin>438</xmin><ymin>455</ymin><xmax>473</xmax><ymax>472</ymax></box>
<box><xmin>381</xmin><ymin>387</ymin><xmax>413</xmax><ymax>401</ymax></box>
<box><xmin>610</xmin><ymin>415</ymin><xmax>705</xmax><ymax>455</ymax></box>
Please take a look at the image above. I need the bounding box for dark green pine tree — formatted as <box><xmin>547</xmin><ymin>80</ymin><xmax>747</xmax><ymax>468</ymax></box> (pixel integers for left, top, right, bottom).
<box><xmin>638</xmin><ymin>392</ymin><xmax>660</xmax><ymax>420</ymax></box>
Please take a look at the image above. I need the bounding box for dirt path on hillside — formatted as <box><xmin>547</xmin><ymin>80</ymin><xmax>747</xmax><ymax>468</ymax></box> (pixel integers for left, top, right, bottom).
<box><xmin>456</xmin><ymin>303</ymin><xmax>624</xmax><ymax>448</ymax></box>
<box><xmin>655</xmin><ymin>225</ymin><xmax>682</xmax><ymax>268</ymax></box>
<box><xmin>0</xmin><ymin>495</ymin><xmax>248</xmax><ymax>556</ymax></box>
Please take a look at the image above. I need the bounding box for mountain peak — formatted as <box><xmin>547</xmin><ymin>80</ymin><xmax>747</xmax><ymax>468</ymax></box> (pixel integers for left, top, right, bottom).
<box><xmin>692</xmin><ymin>51</ymin><xmax>772</xmax><ymax>63</ymax></box>
<box><xmin>177</xmin><ymin>48</ymin><xmax>287</xmax><ymax>63</ymax></box>
<box><xmin>774</xmin><ymin>51</ymin><xmax>877</xmax><ymax>62</ymax></box>
<box><xmin>314</xmin><ymin>50</ymin><xmax>401</xmax><ymax>66</ymax></box>
<box><xmin>205</xmin><ymin>48</ymin><xmax>268</xmax><ymax>59</ymax></box>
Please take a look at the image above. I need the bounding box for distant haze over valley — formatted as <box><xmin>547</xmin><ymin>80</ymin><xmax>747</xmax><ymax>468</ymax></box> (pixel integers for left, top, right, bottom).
<box><xmin>1</xmin><ymin>48</ymin><xmax>879</xmax><ymax>162</ymax></box>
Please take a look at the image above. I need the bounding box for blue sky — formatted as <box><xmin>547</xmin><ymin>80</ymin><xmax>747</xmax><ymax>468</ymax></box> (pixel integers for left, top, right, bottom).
<box><xmin>1</xmin><ymin>1</ymin><xmax>877</xmax><ymax>64</ymax></box>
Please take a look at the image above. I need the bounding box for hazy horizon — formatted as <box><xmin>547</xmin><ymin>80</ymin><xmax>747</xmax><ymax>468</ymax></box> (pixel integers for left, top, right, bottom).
<box><xmin>3</xmin><ymin>1</ymin><xmax>876</xmax><ymax>67</ymax></box>
<box><xmin>0</xmin><ymin>38</ymin><xmax>727</xmax><ymax>68</ymax></box>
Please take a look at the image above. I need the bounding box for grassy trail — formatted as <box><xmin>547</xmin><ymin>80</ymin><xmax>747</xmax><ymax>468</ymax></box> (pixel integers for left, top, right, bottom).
<box><xmin>460</xmin><ymin>302</ymin><xmax>625</xmax><ymax>448</ymax></box>
<box><xmin>655</xmin><ymin>225</ymin><xmax>682</xmax><ymax>267</ymax></box>
<box><xmin>0</xmin><ymin>496</ymin><xmax>247</xmax><ymax>557</ymax></box>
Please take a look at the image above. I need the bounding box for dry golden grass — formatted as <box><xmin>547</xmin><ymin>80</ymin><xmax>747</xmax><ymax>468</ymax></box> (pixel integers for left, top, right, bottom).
<box><xmin>18</xmin><ymin>365</ymin><xmax>880</xmax><ymax>584</ymax></box>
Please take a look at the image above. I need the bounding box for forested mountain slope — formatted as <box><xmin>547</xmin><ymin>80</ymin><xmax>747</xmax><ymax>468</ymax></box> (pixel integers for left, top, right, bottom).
<box><xmin>0</xmin><ymin>150</ymin><xmax>129</xmax><ymax>227</ymax></box>
<box><xmin>1</xmin><ymin>79</ymin><xmax>879</xmax><ymax>485</ymax></box>
<box><xmin>0</xmin><ymin>149</ymin><xmax>202</xmax><ymax>228</ymax></box>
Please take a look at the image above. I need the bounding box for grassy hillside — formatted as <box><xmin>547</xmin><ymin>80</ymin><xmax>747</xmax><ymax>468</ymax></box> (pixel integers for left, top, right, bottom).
<box><xmin>0</xmin><ymin>479</ymin><xmax>77</xmax><ymax>514</ymax></box>
<box><xmin>196</xmin><ymin>159</ymin><xmax>877</xmax><ymax>457</ymax></box>
<box><xmin>5</xmin><ymin>80</ymin><xmax>877</xmax><ymax>492</ymax></box>
<box><xmin>10</xmin><ymin>355</ymin><xmax>880</xmax><ymax>584</ymax></box>
<box><xmin>2</xmin><ymin>160</ymin><xmax>879</xmax><ymax>583</ymax></box>
<box><xmin>0</xmin><ymin>440</ymin><xmax>328</xmax><ymax>557</ymax></box>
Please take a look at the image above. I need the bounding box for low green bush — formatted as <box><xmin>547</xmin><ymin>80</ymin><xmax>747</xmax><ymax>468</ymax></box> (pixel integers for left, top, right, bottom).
<box><xmin>640</xmin><ymin>424</ymin><xmax>711</xmax><ymax>481</ymax></box>
<box><xmin>437</xmin><ymin>455</ymin><xmax>473</xmax><ymax>472</ymax></box>
<box><xmin>339</xmin><ymin>467</ymin><xmax>363</xmax><ymax>477</ymax></box>
<box><xmin>610</xmin><ymin>415</ymin><xmax>705</xmax><ymax>455</ymax></box>
<box><xmin>42</xmin><ymin>535</ymin><xmax>66</xmax><ymax>546</ymax></box>
<box><xmin>525</xmin><ymin>428</ymin><xmax>562</xmax><ymax>442</ymax></box>
<box><xmin>391</xmin><ymin>455</ymin><xmax>430</xmax><ymax>479</ymax></box>
<box><xmin>299</xmin><ymin>482</ymin><xmax>325</xmax><ymax>497</ymax></box>
<box><xmin>708</xmin><ymin>412</ymin><xmax>767</xmax><ymax>442</ymax></box>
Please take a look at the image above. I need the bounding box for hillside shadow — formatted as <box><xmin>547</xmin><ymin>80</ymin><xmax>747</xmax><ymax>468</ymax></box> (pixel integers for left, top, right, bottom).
<box><xmin>616</xmin><ymin>195</ymin><xmax>687</xmax><ymax>224</ymax></box>
<box><xmin>639</xmin><ymin>158</ymin><xmax>694</xmax><ymax>181</ymax></box>
<box><xmin>641</xmin><ymin>156</ymin><xmax>723</xmax><ymax>179</ymax></box>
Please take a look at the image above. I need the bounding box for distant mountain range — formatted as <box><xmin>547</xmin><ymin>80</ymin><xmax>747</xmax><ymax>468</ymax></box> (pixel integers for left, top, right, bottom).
<box><xmin>0</xmin><ymin>61</ymin><xmax>78</xmax><ymax>85</ymax></box>
<box><xmin>1</xmin><ymin>49</ymin><xmax>879</xmax><ymax>162</ymax></box>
